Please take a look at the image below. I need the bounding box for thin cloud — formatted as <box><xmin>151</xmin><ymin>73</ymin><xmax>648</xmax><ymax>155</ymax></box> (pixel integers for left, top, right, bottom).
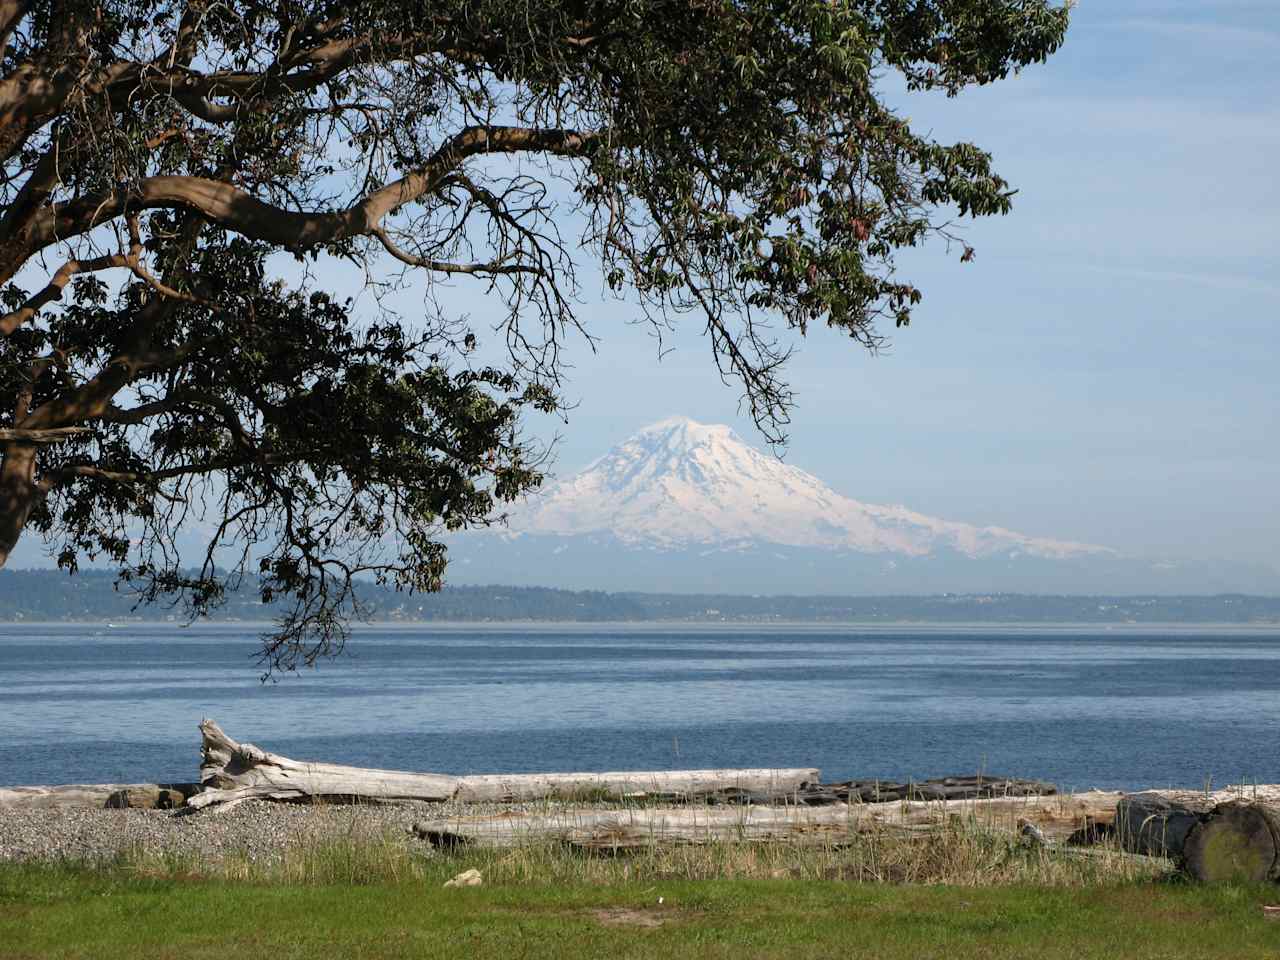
<box><xmin>1071</xmin><ymin>262</ymin><xmax>1280</xmax><ymax>298</ymax></box>
<box><xmin>1097</xmin><ymin>18</ymin><xmax>1280</xmax><ymax>49</ymax></box>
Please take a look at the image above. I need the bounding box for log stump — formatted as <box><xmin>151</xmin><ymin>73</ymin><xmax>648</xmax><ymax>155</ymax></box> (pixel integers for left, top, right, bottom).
<box><xmin>1184</xmin><ymin>802</ymin><xmax>1280</xmax><ymax>883</ymax></box>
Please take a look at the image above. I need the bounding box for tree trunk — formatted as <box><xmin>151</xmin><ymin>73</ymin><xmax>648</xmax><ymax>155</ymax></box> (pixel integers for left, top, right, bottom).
<box><xmin>192</xmin><ymin>719</ymin><xmax>821</xmax><ymax>811</ymax></box>
<box><xmin>0</xmin><ymin>443</ymin><xmax>37</xmax><ymax>568</ymax></box>
<box><xmin>1183</xmin><ymin>801</ymin><xmax>1280</xmax><ymax>883</ymax></box>
<box><xmin>414</xmin><ymin>804</ymin><xmax>863</xmax><ymax>849</ymax></box>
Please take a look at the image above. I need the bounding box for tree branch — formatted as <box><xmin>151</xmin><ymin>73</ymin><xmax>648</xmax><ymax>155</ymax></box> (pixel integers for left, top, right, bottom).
<box><xmin>19</xmin><ymin>325</ymin><xmax>200</xmax><ymax>430</ymax></box>
<box><xmin>37</xmin><ymin>456</ymin><xmax>267</xmax><ymax>494</ymax></box>
<box><xmin>0</xmin><ymin>248</ymin><xmax>136</xmax><ymax>336</ymax></box>
<box><xmin>0</xmin><ymin>426</ymin><xmax>89</xmax><ymax>443</ymax></box>
<box><xmin>0</xmin><ymin>0</ymin><xmax>26</xmax><ymax>58</ymax></box>
<box><xmin>372</xmin><ymin>226</ymin><xmax>539</xmax><ymax>275</ymax></box>
<box><xmin>0</xmin><ymin>213</ymin><xmax>205</xmax><ymax>337</ymax></box>
<box><xmin>23</xmin><ymin>125</ymin><xmax>598</xmax><ymax>258</ymax></box>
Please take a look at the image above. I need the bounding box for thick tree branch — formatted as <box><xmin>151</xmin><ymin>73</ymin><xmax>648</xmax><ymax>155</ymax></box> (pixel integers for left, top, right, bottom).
<box><xmin>0</xmin><ymin>426</ymin><xmax>89</xmax><ymax>442</ymax></box>
<box><xmin>19</xmin><ymin>318</ymin><xmax>198</xmax><ymax>430</ymax></box>
<box><xmin>0</xmin><ymin>0</ymin><xmax>26</xmax><ymax>57</ymax></box>
<box><xmin>20</xmin><ymin>125</ymin><xmax>598</xmax><ymax>261</ymax></box>
<box><xmin>38</xmin><ymin>453</ymin><xmax>283</xmax><ymax>494</ymax></box>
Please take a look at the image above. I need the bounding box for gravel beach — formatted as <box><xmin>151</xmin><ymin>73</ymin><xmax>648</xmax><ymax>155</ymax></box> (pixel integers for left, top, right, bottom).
<box><xmin>0</xmin><ymin>800</ymin><xmax>526</xmax><ymax>865</ymax></box>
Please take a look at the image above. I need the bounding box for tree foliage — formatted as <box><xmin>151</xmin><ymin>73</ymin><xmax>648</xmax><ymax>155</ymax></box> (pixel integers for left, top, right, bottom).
<box><xmin>0</xmin><ymin>0</ymin><xmax>1068</xmax><ymax>668</ymax></box>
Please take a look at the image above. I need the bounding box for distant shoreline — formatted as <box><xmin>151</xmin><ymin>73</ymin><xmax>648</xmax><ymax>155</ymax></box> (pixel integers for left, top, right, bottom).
<box><xmin>3</xmin><ymin>569</ymin><xmax>1279</xmax><ymax>626</ymax></box>
<box><xmin>4</xmin><ymin>619</ymin><xmax>1280</xmax><ymax>632</ymax></box>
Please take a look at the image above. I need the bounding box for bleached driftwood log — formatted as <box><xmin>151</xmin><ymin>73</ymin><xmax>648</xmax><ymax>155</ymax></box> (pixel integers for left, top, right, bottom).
<box><xmin>453</xmin><ymin>769</ymin><xmax>820</xmax><ymax>803</ymax></box>
<box><xmin>191</xmin><ymin>719</ymin><xmax>821</xmax><ymax>811</ymax></box>
<box><xmin>410</xmin><ymin>789</ymin><xmax>1280</xmax><ymax>856</ymax></box>
<box><xmin>190</xmin><ymin>719</ymin><xmax>460</xmax><ymax>809</ymax></box>
<box><xmin>0</xmin><ymin>783</ymin><xmax>196</xmax><ymax>809</ymax></box>
<box><xmin>410</xmin><ymin>791</ymin><xmax>1125</xmax><ymax>850</ymax></box>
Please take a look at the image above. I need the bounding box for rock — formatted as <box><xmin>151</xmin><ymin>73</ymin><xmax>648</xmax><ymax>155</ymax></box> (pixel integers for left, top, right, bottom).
<box><xmin>1018</xmin><ymin>819</ymin><xmax>1049</xmax><ymax>847</ymax></box>
<box><xmin>443</xmin><ymin>868</ymin><xmax>483</xmax><ymax>888</ymax></box>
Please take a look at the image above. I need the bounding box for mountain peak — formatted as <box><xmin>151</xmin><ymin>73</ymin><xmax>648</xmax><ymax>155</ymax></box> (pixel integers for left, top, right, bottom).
<box><xmin>503</xmin><ymin>417</ymin><xmax>1111</xmax><ymax>561</ymax></box>
<box><xmin>632</xmin><ymin>416</ymin><xmax>741</xmax><ymax>450</ymax></box>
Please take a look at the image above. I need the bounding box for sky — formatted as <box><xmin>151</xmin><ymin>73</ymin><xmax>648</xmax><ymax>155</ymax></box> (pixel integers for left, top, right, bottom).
<box><xmin>8</xmin><ymin>1</ymin><xmax>1278</xmax><ymax>577</ymax></box>
<box><xmin>498</xmin><ymin>0</ymin><xmax>1280</xmax><ymax>572</ymax></box>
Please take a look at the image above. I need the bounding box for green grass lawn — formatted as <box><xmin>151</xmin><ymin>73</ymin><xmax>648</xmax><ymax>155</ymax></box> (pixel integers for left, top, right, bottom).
<box><xmin>3</xmin><ymin>866</ymin><xmax>1279</xmax><ymax>959</ymax></box>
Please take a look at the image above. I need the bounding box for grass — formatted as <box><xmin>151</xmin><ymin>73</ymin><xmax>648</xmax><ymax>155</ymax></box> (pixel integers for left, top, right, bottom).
<box><xmin>2</xmin><ymin>862</ymin><xmax>1279</xmax><ymax>959</ymax></box>
<box><xmin>110</xmin><ymin>808</ymin><xmax>1176</xmax><ymax>887</ymax></box>
<box><xmin>2</xmin><ymin>821</ymin><xmax>1279</xmax><ymax>959</ymax></box>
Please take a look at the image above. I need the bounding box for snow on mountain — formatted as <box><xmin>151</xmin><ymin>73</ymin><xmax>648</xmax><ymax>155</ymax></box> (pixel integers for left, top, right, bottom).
<box><xmin>500</xmin><ymin>416</ymin><xmax>1112</xmax><ymax>561</ymax></box>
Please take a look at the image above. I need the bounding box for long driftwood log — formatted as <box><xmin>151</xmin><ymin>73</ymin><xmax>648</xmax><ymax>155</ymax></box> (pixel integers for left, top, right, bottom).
<box><xmin>453</xmin><ymin>769</ymin><xmax>821</xmax><ymax>804</ymax></box>
<box><xmin>410</xmin><ymin>791</ymin><xmax>1122</xmax><ymax>850</ymax></box>
<box><xmin>0</xmin><ymin>783</ymin><xmax>199</xmax><ymax>810</ymax></box>
<box><xmin>192</xmin><ymin>719</ymin><xmax>821</xmax><ymax>810</ymax></box>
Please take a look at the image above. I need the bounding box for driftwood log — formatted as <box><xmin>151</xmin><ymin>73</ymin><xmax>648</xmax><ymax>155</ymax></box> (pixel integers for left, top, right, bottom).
<box><xmin>1184</xmin><ymin>801</ymin><xmax>1280</xmax><ymax>882</ymax></box>
<box><xmin>794</xmin><ymin>776</ymin><xmax>1057</xmax><ymax>805</ymax></box>
<box><xmin>191</xmin><ymin>719</ymin><xmax>459</xmax><ymax>809</ymax></box>
<box><xmin>192</xmin><ymin>719</ymin><xmax>820</xmax><ymax>810</ymax></box>
<box><xmin>1114</xmin><ymin>792</ymin><xmax>1217</xmax><ymax>857</ymax></box>
<box><xmin>452</xmin><ymin>769</ymin><xmax>820</xmax><ymax>804</ymax></box>
<box><xmin>410</xmin><ymin>792</ymin><xmax>1122</xmax><ymax>850</ymax></box>
<box><xmin>1113</xmin><ymin>791</ymin><xmax>1280</xmax><ymax>882</ymax></box>
<box><xmin>0</xmin><ymin>783</ymin><xmax>199</xmax><ymax>810</ymax></box>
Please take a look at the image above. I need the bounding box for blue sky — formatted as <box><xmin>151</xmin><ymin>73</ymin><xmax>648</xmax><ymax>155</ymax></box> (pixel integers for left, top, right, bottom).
<box><xmin>504</xmin><ymin>0</ymin><xmax>1280</xmax><ymax>572</ymax></box>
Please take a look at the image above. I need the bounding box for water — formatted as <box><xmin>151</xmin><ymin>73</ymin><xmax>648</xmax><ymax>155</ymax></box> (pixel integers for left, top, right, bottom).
<box><xmin>2</xmin><ymin>622</ymin><xmax>1279</xmax><ymax>791</ymax></box>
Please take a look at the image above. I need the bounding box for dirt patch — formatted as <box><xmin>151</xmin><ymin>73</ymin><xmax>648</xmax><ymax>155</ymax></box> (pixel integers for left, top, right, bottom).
<box><xmin>589</xmin><ymin>907</ymin><xmax>669</xmax><ymax>928</ymax></box>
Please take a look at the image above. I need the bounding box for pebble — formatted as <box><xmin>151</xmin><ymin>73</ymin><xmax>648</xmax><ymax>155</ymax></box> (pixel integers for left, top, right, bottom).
<box><xmin>0</xmin><ymin>799</ymin><xmax>543</xmax><ymax>866</ymax></box>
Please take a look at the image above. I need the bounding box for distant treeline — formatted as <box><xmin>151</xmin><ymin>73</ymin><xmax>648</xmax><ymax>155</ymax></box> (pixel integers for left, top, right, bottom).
<box><xmin>1</xmin><ymin>569</ymin><xmax>1278</xmax><ymax>624</ymax></box>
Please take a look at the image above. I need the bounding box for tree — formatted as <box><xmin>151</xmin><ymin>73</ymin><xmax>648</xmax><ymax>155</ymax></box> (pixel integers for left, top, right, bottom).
<box><xmin>0</xmin><ymin>0</ymin><xmax>1067</xmax><ymax>668</ymax></box>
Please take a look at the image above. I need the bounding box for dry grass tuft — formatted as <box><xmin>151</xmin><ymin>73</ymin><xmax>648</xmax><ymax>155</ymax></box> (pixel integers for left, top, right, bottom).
<box><xmin>112</xmin><ymin>802</ymin><xmax>1175</xmax><ymax>888</ymax></box>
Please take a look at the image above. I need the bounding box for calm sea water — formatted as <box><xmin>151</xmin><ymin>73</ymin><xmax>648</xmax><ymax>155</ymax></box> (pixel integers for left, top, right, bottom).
<box><xmin>2</xmin><ymin>622</ymin><xmax>1279</xmax><ymax>791</ymax></box>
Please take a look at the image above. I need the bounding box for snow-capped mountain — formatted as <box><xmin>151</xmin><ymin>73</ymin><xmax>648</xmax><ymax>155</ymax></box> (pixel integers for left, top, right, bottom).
<box><xmin>446</xmin><ymin>416</ymin><xmax>1277</xmax><ymax>595</ymax></box>
<box><xmin>505</xmin><ymin>416</ymin><xmax>1109</xmax><ymax>561</ymax></box>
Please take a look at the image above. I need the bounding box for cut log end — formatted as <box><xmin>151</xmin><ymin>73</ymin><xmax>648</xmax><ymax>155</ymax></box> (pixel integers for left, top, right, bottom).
<box><xmin>1184</xmin><ymin>802</ymin><xmax>1280</xmax><ymax>883</ymax></box>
